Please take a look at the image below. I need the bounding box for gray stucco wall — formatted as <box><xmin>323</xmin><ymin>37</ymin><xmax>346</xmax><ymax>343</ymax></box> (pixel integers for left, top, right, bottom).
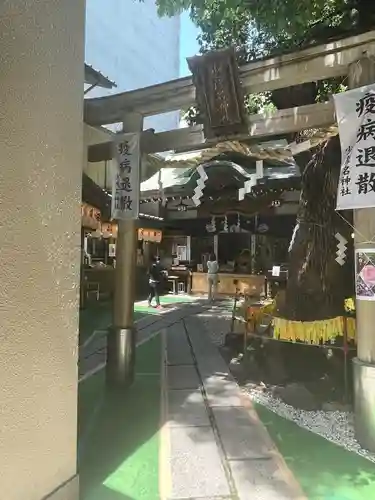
<box><xmin>0</xmin><ymin>1</ymin><xmax>84</xmax><ymax>498</ymax></box>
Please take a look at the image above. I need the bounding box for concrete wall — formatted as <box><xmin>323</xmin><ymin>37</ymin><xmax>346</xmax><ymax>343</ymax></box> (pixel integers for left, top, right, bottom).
<box><xmin>85</xmin><ymin>0</ymin><xmax>181</xmax><ymax>132</ymax></box>
<box><xmin>0</xmin><ymin>1</ymin><xmax>85</xmax><ymax>498</ymax></box>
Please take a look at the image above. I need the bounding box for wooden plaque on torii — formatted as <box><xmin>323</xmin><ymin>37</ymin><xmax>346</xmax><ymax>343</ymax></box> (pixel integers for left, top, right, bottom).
<box><xmin>187</xmin><ymin>47</ymin><xmax>248</xmax><ymax>139</ymax></box>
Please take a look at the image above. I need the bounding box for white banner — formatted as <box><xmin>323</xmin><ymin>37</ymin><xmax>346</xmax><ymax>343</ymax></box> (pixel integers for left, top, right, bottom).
<box><xmin>334</xmin><ymin>83</ymin><xmax>375</xmax><ymax>210</ymax></box>
<box><xmin>111</xmin><ymin>133</ymin><xmax>140</xmax><ymax>220</ymax></box>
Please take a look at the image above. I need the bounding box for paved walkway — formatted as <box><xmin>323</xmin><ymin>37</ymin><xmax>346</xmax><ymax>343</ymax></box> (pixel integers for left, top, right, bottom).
<box><xmin>162</xmin><ymin>314</ymin><xmax>305</xmax><ymax>500</ymax></box>
<box><xmin>78</xmin><ymin>299</ymin><xmax>375</xmax><ymax>500</ymax></box>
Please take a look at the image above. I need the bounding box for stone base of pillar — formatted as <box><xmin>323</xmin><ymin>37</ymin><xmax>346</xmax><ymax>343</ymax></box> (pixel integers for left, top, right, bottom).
<box><xmin>106</xmin><ymin>327</ymin><xmax>136</xmax><ymax>389</ymax></box>
<box><xmin>353</xmin><ymin>357</ymin><xmax>375</xmax><ymax>452</ymax></box>
<box><xmin>43</xmin><ymin>474</ymin><xmax>79</xmax><ymax>500</ymax></box>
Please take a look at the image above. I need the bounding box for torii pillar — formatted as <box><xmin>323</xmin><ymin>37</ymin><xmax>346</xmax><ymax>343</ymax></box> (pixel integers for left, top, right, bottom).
<box><xmin>349</xmin><ymin>57</ymin><xmax>375</xmax><ymax>452</ymax></box>
<box><xmin>106</xmin><ymin>113</ymin><xmax>143</xmax><ymax>389</ymax></box>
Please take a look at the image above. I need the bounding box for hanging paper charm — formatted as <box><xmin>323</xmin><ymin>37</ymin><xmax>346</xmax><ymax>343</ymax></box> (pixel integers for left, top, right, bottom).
<box><xmin>192</xmin><ymin>165</ymin><xmax>208</xmax><ymax>206</ymax></box>
<box><xmin>238</xmin><ymin>174</ymin><xmax>257</xmax><ymax>201</ymax></box>
<box><xmin>335</xmin><ymin>232</ymin><xmax>348</xmax><ymax>266</ymax></box>
<box><xmin>223</xmin><ymin>215</ymin><xmax>228</xmax><ymax>233</ymax></box>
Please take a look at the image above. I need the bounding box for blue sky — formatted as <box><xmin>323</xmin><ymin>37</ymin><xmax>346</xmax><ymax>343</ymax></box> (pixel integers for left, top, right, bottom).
<box><xmin>179</xmin><ymin>11</ymin><xmax>200</xmax><ymax>76</ymax></box>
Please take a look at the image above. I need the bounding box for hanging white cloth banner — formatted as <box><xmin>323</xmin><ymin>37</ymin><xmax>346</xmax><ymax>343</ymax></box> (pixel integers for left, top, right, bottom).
<box><xmin>111</xmin><ymin>133</ymin><xmax>140</xmax><ymax>220</ymax></box>
<box><xmin>334</xmin><ymin>83</ymin><xmax>375</xmax><ymax>210</ymax></box>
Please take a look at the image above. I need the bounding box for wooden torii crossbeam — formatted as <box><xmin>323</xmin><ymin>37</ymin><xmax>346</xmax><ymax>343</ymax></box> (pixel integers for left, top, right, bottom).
<box><xmin>85</xmin><ymin>30</ymin><xmax>375</xmax><ymax>163</ymax></box>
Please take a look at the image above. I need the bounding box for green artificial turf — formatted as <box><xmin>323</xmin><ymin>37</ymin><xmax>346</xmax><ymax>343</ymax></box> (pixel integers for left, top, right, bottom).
<box><xmin>255</xmin><ymin>403</ymin><xmax>375</xmax><ymax>500</ymax></box>
<box><xmin>79</xmin><ymin>334</ymin><xmax>162</xmax><ymax>500</ymax></box>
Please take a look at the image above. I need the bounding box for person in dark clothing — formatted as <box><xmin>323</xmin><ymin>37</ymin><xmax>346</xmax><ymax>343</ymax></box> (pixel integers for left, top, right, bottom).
<box><xmin>148</xmin><ymin>255</ymin><xmax>164</xmax><ymax>308</ymax></box>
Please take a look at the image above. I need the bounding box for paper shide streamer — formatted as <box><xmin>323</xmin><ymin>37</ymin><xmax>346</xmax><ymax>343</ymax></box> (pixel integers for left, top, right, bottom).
<box><xmin>223</xmin><ymin>215</ymin><xmax>228</xmax><ymax>233</ymax></box>
<box><xmin>335</xmin><ymin>232</ymin><xmax>348</xmax><ymax>266</ymax></box>
<box><xmin>238</xmin><ymin>161</ymin><xmax>261</xmax><ymax>201</ymax></box>
<box><xmin>238</xmin><ymin>174</ymin><xmax>257</xmax><ymax>201</ymax></box>
<box><xmin>192</xmin><ymin>165</ymin><xmax>208</xmax><ymax>206</ymax></box>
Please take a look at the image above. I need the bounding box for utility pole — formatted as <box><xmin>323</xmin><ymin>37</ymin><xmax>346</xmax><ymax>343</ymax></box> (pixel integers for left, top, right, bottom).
<box><xmin>106</xmin><ymin>113</ymin><xmax>143</xmax><ymax>389</ymax></box>
<box><xmin>349</xmin><ymin>57</ymin><xmax>375</xmax><ymax>451</ymax></box>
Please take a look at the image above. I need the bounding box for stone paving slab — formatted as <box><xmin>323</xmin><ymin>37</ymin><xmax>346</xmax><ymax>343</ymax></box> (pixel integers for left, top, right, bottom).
<box><xmin>168</xmin><ymin>389</ymin><xmax>210</xmax><ymax>427</ymax></box>
<box><xmin>198</xmin><ymin>358</ymin><xmax>232</xmax><ymax>379</ymax></box>
<box><xmin>162</xmin><ymin>303</ymin><xmax>304</xmax><ymax>500</ymax></box>
<box><xmin>164</xmin><ymin>305</ymin><xmax>205</xmax><ymax>325</ymax></box>
<box><xmin>187</xmin><ymin>320</ymin><xmax>232</xmax><ymax>377</ymax></box>
<box><xmin>212</xmin><ymin>407</ymin><xmax>274</xmax><ymax>460</ymax></box>
<box><xmin>203</xmin><ymin>376</ymin><xmax>243</xmax><ymax>408</ymax></box>
<box><xmin>212</xmin><ymin>405</ymin><xmax>256</xmax><ymax>427</ymax></box>
<box><xmin>190</xmin><ymin>352</ymin><xmax>230</xmax><ymax>379</ymax></box>
<box><xmin>228</xmin><ymin>458</ymin><xmax>301</xmax><ymax>500</ymax></box>
<box><xmin>169</xmin><ymin>426</ymin><xmax>231</xmax><ymax>499</ymax></box>
<box><xmin>167</xmin><ymin>324</ymin><xmax>194</xmax><ymax>366</ymax></box>
<box><xmin>168</xmin><ymin>366</ymin><xmax>201</xmax><ymax>390</ymax></box>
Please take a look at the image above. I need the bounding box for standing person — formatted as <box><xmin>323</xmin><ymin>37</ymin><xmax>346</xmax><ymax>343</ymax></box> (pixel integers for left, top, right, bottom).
<box><xmin>207</xmin><ymin>253</ymin><xmax>219</xmax><ymax>302</ymax></box>
<box><xmin>148</xmin><ymin>255</ymin><xmax>163</xmax><ymax>308</ymax></box>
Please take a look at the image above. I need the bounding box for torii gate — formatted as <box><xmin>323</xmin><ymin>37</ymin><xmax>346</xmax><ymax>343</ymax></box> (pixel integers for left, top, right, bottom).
<box><xmin>85</xmin><ymin>31</ymin><xmax>375</xmax><ymax>452</ymax></box>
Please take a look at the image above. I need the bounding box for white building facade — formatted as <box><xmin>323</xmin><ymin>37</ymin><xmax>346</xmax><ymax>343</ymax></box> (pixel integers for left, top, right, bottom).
<box><xmin>85</xmin><ymin>0</ymin><xmax>181</xmax><ymax>132</ymax></box>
